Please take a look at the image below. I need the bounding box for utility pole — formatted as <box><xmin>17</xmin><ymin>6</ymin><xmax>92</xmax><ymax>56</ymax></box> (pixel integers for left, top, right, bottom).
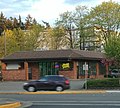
<box><xmin>83</xmin><ymin>62</ymin><xmax>88</xmax><ymax>90</ymax></box>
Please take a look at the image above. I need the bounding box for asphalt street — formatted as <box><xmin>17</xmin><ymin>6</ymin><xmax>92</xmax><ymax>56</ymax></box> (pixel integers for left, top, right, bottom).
<box><xmin>1</xmin><ymin>93</ymin><xmax>120</xmax><ymax>108</ymax></box>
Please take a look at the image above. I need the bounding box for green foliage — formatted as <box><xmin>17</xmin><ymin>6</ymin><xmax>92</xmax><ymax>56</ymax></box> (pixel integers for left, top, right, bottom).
<box><xmin>104</xmin><ymin>34</ymin><xmax>120</xmax><ymax>61</ymax></box>
<box><xmin>87</xmin><ymin>78</ymin><xmax>120</xmax><ymax>89</ymax></box>
<box><xmin>0</xmin><ymin>24</ymin><xmax>44</xmax><ymax>58</ymax></box>
<box><xmin>13</xmin><ymin>28</ymin><xmax>25</xmax><ymax>51</ymax></box>
<box><xmin>55</xmin><ymin>11</ymin><xmax>75</xmax><ymax>49</ymax></box>
<box><xmin>24</xmin><ymin>24</ymin><xmax>44</xmax><ymax>50</ymax></box>
<box><xmin>89</xmin><ymin>1</ymin><xmax>120</xmax><ymax>42</ymax></box>
<box><xmin>50</xmin><ymin>26</ymin><xmax>66</xmax><ymax>49</ymax></box>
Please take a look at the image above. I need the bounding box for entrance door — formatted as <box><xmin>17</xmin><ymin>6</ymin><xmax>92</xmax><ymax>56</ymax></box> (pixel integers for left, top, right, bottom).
<box><xmin>28</xmin><ymin>68</ymin><xmax>32</xmax><ymax>80</ymax></box>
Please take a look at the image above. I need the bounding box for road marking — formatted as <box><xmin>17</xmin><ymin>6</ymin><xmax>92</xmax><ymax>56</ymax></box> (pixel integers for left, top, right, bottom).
<box><xmin>25</xmin><ymin>100</ymin><xmax>120</xmax><ymax>106</ymax></box>
<box><xmin>26</xmin><ymin>100</ymin><xmax>120</xmax><ymax>103</ymax></box>
<box><xmin>107</xmin><ymin>90</ymin><xmax>120</xmax><ymax>93</ymax></box>
<box><xmin>31</xmin><ymin>103</ymin><xmax>120</xmax><ymax>106</ymax></box>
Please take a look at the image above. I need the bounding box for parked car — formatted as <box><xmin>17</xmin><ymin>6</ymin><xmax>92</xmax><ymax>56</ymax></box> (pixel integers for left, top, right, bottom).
<box><xmin>23</xmin><ymin>75</ymin><xmax>70</xmax><ymax>92</ymax></box>
<box><xmin>107</xmin><ymin>69</ymin><xmax>120</xmax><ymax>78</ymax></box>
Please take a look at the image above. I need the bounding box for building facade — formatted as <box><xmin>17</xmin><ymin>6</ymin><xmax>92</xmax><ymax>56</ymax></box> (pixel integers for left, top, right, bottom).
<box><xmin>1</xmin><ymin>49</ymin><xmax>108</xmax><ymax>81</ymax></box>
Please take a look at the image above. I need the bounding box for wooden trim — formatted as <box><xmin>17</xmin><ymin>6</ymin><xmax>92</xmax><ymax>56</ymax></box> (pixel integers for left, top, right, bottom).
<box><xmin>106</xmin><ymin>63</ymin><xmax>109</xmax><ymax>77</ymax></box>
<box><xmin>24</xmin><ymin>62</ymin><xmax>28</xmax><ymax>80</ymax></box>
<box><xmin>73</xmin><ymin>61</ymin><xmax>77</xmax><ymax>79</ymax></box>
<box><xmin>96</xmin><ymin>63</ymin><xmax>99</xmax><ymax>78</ymax></box>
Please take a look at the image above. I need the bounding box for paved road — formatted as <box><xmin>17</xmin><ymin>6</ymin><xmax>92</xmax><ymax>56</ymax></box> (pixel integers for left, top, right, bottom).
<box><xmin>0</xmin><ymin>79</ymin><xmax>85</xmax><ymax>92</ymax></box>
<box><xmin>1</xmin><ymin>92</ymin><xmax>120</xmax><ymax>108</ymax></box>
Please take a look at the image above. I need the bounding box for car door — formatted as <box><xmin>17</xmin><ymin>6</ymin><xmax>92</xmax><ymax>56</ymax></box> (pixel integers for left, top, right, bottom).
<box><xmin>46</xmin><ymin>77</ymin><xmax>57</xmax><ymax>90</ymax></box>
<box><xmin>36</xmin><ymin>77</ymin><xmax>55</xmax><ymax>90</ymax></box>
<box><xmin>36</xmin><ymin>77</ymin><xmax>49</xmax><ymax>90</ymax></box>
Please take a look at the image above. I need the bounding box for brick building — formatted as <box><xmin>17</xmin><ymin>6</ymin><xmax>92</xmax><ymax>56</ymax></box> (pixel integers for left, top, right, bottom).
<box><xmin>1</xmin><ymin>49</ymin><xmax>108</xmax><ymax>81</ymax></box>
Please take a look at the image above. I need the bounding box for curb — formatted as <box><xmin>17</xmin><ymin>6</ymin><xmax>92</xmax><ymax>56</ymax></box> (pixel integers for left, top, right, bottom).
<box><xmin>0</xmin><ymin>90</ymin><xmax>106</xmax><ymax>95</ymax></box>
<box><xmin>0</xmin><ymin>102</ymin><xmax>21</xmax><ymax>108</ymax></box>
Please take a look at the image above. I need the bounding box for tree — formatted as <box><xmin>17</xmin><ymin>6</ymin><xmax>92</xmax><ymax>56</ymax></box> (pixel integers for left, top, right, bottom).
<box><xmin>0</xmin><ymin>29</ymin><xmax>19</xmax><ymax>57</ymax></box>
<box><xmin>50</xmin><ymin>26</ymin><xmax>66</xmax><ymax>49</ymax></box>
<box><xmin>55</xmin><ymin>6</ymin><xmax>95</xmax><ymax>50</ymax></box>
<box><xmin>12</xmin><ymin>28</ymin><xmax>25</xmax><ymax>51</ymax></box>
<box><xmin>6</xmin><ymin>18</ymin><xmax>13</xmax><ymax>30</ymax></box>
<box><xmin>18</xmin><ymin>15</ymin><xmax>25</xmax><ymax>30</ymax></box>
<box><xmin>89</xmin><ymin>1</ymin><xmax>120</xmax><ymax>43</ymax></box>
<box><xmin>104</xmin><ymin>33</ymin><xmax>120</xmax><ymax>67</ymax></box>
<box><xmin>0</xmin><ymin>12</ymin><xmax>6</xmax><ymax>35</ymax></box>
<box><xmin>73</xmin><ymin>5</ymin><xmax>90</xmax><ymax>50</ymax></box>
<box><xmin>36</xmin><ymin>27</ymin><xmax>52</xmax><ymax>50</ymax></box>
<box><xmin>0</xmin><ymin>33</ymin><xmax>4</xmax><ymax>57</ymax></box>
<box><xmin>55</xmin><ymin>11</ymin><xmax>75</xmax><ymax>49</ymax></box>
<box><xmin>24</xmin><ymin>24</ymin><xmax>44</xmax><ymax>50</ymax></box>
<box><xmin>25</xmin><ymin>14</ymin><xmax>33</xmax><ymax>30</ymax></box>
<box><xmin>5</xmin><ymin>29</ymin><xmax>19</xmax><ymax>55</ymax></box>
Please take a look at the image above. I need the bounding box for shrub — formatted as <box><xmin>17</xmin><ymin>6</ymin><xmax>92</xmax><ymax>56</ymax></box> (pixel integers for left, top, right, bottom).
<box><xmin>86</xmin><ymin>78</ymin><xmax>120</xmax><ymax>89</ymax></box>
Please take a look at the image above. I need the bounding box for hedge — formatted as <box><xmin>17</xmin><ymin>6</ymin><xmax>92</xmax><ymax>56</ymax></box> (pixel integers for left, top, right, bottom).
<box><xmin>86</xmin><ymin>78</ymin><xmax>120</xmax><ymax>89</ymax></box>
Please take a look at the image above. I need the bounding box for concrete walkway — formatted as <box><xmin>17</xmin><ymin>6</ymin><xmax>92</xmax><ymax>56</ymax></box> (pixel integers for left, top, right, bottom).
<box><xmin>0</xmin><ymin>98</ymin><xmax>21</xmax><ymax>108</ymax></box>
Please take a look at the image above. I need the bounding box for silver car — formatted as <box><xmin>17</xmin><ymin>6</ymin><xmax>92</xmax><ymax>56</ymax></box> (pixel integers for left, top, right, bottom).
<box><xmin>108</xmin><ymin>69</ymin><xmax>120</xmax><ymax>78</ymax></box>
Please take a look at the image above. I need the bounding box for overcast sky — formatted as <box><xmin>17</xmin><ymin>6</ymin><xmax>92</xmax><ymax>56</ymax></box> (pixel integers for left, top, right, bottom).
<box><xmin>0</xmin><ymin>0</ymin><xmax>119</xmax><ymax>26</ymax></box>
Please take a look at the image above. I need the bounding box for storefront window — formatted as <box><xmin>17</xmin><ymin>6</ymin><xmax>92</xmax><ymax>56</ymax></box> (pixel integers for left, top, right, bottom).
<box><xmin>78</xmin><ymin>61</ymin><xmax>97</xmax><ymax>76</ymax></box>
<box><xmin>39</xmin><ymin>61</ymin><xmax>59</xmax><ymax>77</ymax></box>
<box><xmin>88</xmin><ymin>62</ymin><xmax>97</xmax><ymax>75</ymax></box>
<box><xmin>6</xmin><ymin>63</ymin><xmax>23</xmax><ymax>70</ymax></box>
<box><xmin>79</xmin><ymin>62</ymin><xmax>85</xmax><ymax>75</ymax></box>
<box><xmin>39</xmin><ymin>61</ymin><xmax>73</xmax><ymax>77</ymax></box>
<box><xmin>99</xmin><ymin>62</ymin><xmax>106</xmax><ymax>75</ymax></box>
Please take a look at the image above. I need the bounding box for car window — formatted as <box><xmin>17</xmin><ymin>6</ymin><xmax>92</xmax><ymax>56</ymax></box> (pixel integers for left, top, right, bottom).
<box><xmin>47</xmin><ymin>76</ymin><xmax>65</xmax><ymax>81</ymax></box>
<box><xmin>39</xmin><ymin>77</ymin><xmax>48</xmax><ymax>81</ymax></box>
<box><xmin>112</xmin><ymin>70</ymin><xmax>119</xmax><ymax>73</ymax></box>
<box><xmin>112</xmin><ymin>70</ymin><xmax>117</xmax><ymax>73</ymax></box>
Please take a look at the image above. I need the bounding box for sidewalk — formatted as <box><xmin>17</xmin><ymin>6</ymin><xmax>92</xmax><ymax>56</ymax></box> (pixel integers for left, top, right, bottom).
<box><xmin>0</xmin><ymin>98</ymin><xmax>21</xmax><ymax>108</ymax></box>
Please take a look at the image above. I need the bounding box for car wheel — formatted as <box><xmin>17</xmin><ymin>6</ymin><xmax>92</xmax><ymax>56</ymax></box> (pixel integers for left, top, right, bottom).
<box><xmin>28</xmin><ymin>86</ymin><xmax>36</xmax><ymax>92</ymax></box>
<box><xmin>56</xmin><ymin>86</ymin><xmax>63</xmax><ymax>92</ymax></box>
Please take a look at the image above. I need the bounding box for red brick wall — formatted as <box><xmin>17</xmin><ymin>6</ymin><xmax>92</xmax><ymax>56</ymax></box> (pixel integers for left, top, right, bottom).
<box><xmin>2</xmin><ymin>69</ymin><xmax>26</xmax><ymax>81</ymax></box>
<box><xmin>59</xmin><ymin>61</ymin><xmax>77</xmax><ymax>79</ymax></box>
<box><xmin>29</xmin><ymin>63</ymin><xmax>39</xmax><ymax>80</ymax></box>
<box><xmin>59</xmin><ymin>70</ymin><xmax>74</xmax><ymax>79</ymax></box>
<box><xmin>1</xmin><ymin>62</ymin><xmax>40</xmax><ymax>81</ymax></box>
